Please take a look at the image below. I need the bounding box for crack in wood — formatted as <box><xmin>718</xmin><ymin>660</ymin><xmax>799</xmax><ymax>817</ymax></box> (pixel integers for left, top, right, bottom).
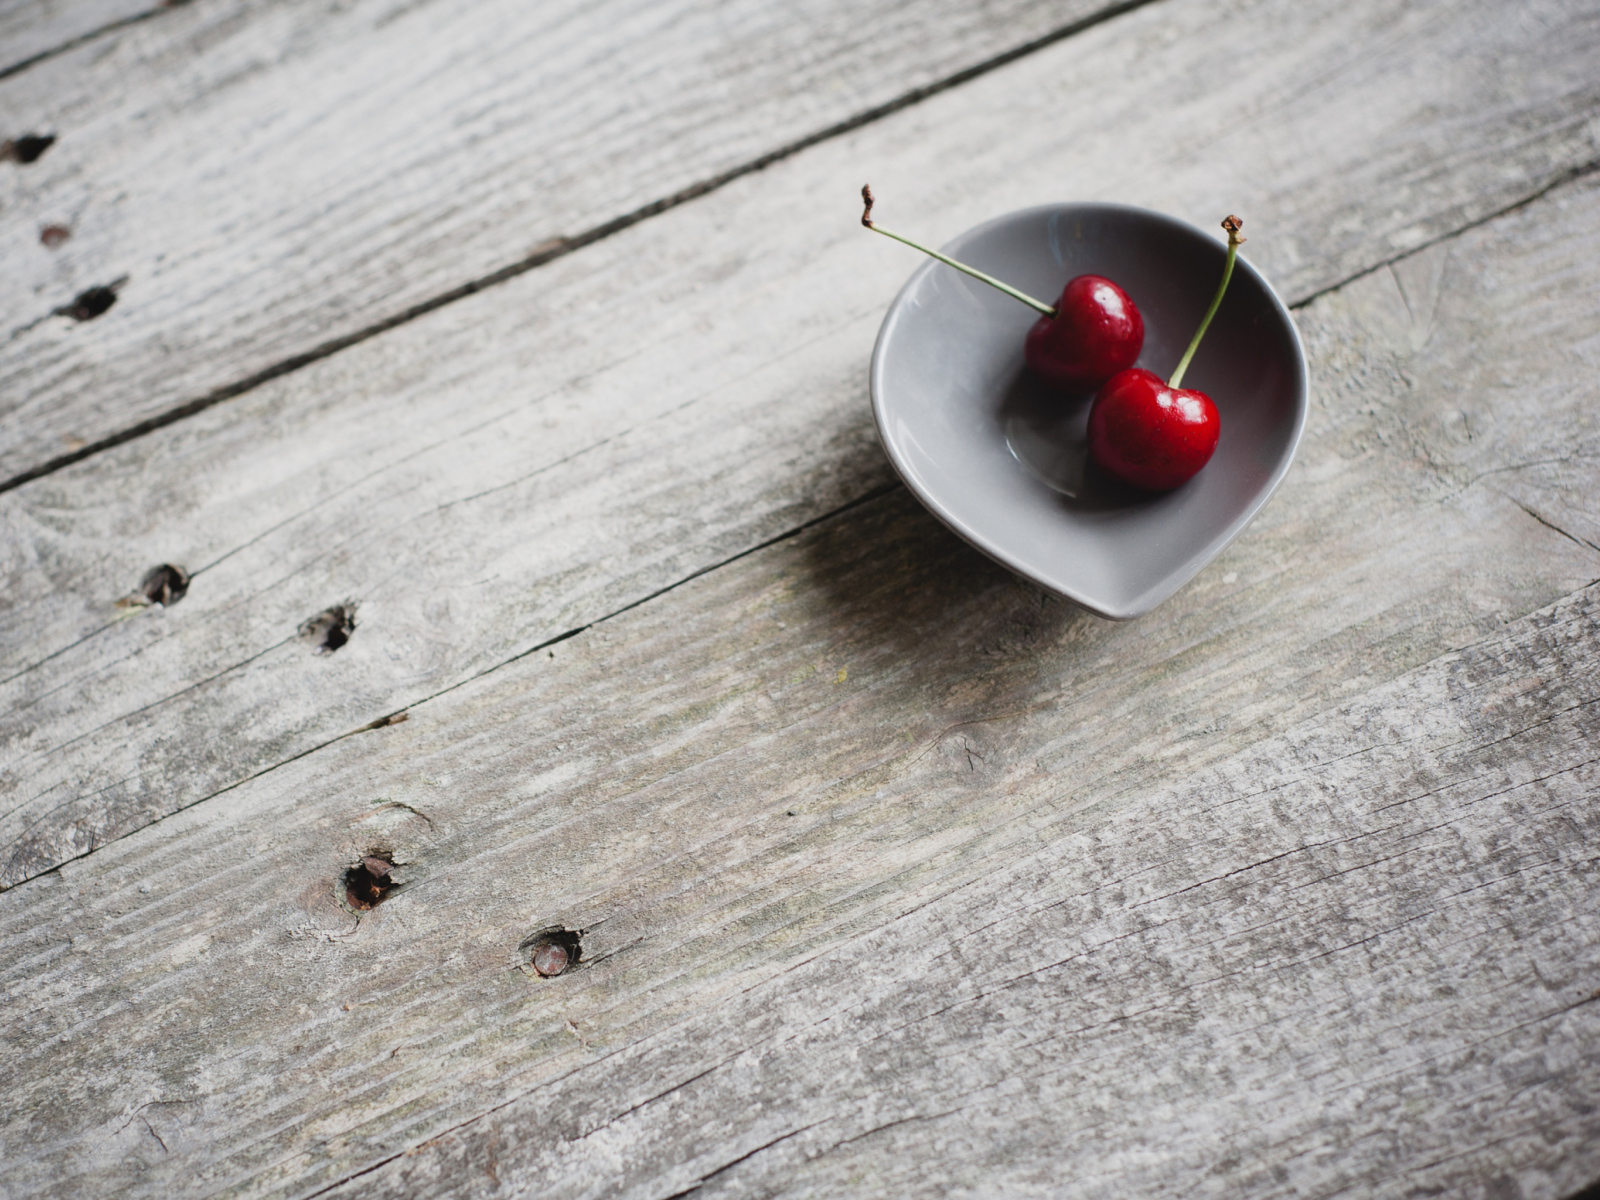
<box><xmin>1287</xmin><ymin>156</ymin><xmax>1600</xmax><ymax>313</ymax></box>
<box><xmin>0</xmin><ymin>4</ymin><xmax>182</xmax><ymax>81</ymax></box>
<box><xmin>0</xmin><ymin>478</ymin><xmax>901</xmax><ymax>890</ymax></box>
<box><xmin>659</xmin><ymin>1119</ymin><xmax>828</xmax><ymax>1199</ymax></box>
<box><xmin>1513</xmin><ymin>499</ymin><xmax>1600</xmax><ymax>555</ymax></box>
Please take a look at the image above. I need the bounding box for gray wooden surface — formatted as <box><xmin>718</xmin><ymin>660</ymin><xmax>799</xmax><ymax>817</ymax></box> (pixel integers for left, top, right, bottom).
<box><xmin>0</xmin><ymin>0</ymin><xmax>154</xmax><ymax>78</ymax></box>
<box><xmin>2</xmin><ymin>0</ymin><xmax>1598</xmax><ymax>1196</ymax></box>
<box><xmin>5</xmin><ymin>0</ymin><xmax>1597</xmax><ymax>889</ymax></box>
<box><xmin>0</xmin><ymin>0</ymin><xmax>1132</xmax><ymax>487</ymax></box>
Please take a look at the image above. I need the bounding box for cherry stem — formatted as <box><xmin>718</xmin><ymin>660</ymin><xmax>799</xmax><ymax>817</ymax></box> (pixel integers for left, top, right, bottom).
<box><xmin>1168</xmin><ymin>215</ymin><xmax>1245</xmax><ymax>390</ymax></box>
<box><xmin>861</xmin><ymin>185</ymin><xmax>1057</xmax><ymax>317</ymax></box>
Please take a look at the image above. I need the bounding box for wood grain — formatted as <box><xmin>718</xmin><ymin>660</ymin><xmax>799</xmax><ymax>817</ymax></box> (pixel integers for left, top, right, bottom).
<box><xmin>329</xmin><ymin>586</ymin><xmax>1600</xmax><ymax>1200</ymax></box>
<box><xmin>4</xmin><ymin>0</ymin><xmax>1597</xmax><ymax>1194</ymax></box>
<box><xmin>1</xmin><ymin>356</ymin><xmax>1595</xmax><ymax>1193</ymax></box>
<box><xmin>0</xmin><ymin>0</ymin><xmax>1138</xmax><ymax>485</ymax></box>
<box><xmin>4</xmin><ymin>0</ymin><xmax>1599</xmax><ymax>887</ymax></box>
<box><xmin>4</xmin><ymin>151</ymin><xmax>1600</xmax><ymax>1194</ymax></box>
<box><xmin>0</xmin><ymin>0</ymin><xmax>157</xmax><ymax>78</ymax></box>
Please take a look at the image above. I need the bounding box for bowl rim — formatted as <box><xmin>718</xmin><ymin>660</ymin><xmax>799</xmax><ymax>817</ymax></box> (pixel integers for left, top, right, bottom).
<box><xmin>868</xmin><ymin>201</ymin><xmax>1309</xmax><ymax>620</ymax></box>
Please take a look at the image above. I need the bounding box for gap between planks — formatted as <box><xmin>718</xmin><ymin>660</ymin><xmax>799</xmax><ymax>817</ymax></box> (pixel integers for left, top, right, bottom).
<box><xmin>0</xmin><ymin>0</ymin><xmax>1162</xmax><ymax>494</ymax></box>
<box><xmin>0</xmin><ymin>0</ymin><xmax>172</xmax><ymax>82</ymax></box>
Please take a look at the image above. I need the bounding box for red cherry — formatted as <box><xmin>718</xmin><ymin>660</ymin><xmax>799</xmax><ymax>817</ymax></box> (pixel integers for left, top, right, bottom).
<box><xmin>859</xmin><ymin>189</ymin><xmax>1142</xmax><ymax>392</ymax></box>
<box><xmin>1087</xmin><ymin>368</ymin><xmax>1219</xmax><ymax>491</ymax></box>
<box><xmin>1023</xmin><ymin>275</ymin><xmax>1143</xmax><ymax>392</ymax></box>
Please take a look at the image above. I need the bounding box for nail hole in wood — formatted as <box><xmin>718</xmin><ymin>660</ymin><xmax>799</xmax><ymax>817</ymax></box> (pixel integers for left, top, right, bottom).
<box><xmin>301</xmin><ymin>604</ymin><xmax>356</xmax><ymax>653</ymax></box>
<box><xmin>521</xmin><ymin>927</ymin><xmax>581</xmax><ymax>978</ymax></box>
<box><xmin>40</xmin><ymin>224</ymin><xmax>70</xmax><ymax>248</ymax></box>
<box><xmin>116</xmin><ymin>564</ymin><xmax>189</xmax><ymax>609</ymax></box>
<box><xmin>343</xmin><ymin>853</ymin><xmax>396</xmax><ymax>910</ymax></box>
<box><xmin>140</xmin><ymin>564</ymin><xmax>188</xmax><ymax>606</ymax></box>
<box><xmin>56</xmin><ymin>284</ymin><xmax>118</xmax><ymax>321</ymax></box>
<box><xmin>2</xmin><ymin>134</ymin><xmax>55</xmax><ymax>163</ymax></box>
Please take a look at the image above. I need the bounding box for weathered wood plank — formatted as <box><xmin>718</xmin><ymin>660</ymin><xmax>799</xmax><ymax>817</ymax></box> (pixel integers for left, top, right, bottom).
<box><xmin>0</xmin><ymin>0</ymin><xmax>156</xmax><ymax>78</ymax></box>
<box><xmin>2</xmin><ymin>480</ymin><xmax>1595</xmax><ymax>1194</ymax></box>
<box><xmin>0</xmin><ymin>0</ymin><xmax>1137</xmax><ymax>485</ymax></box>
<box><xmin>4</xmin><ymin>0</ymin><xmax>1598</xmax><ymax>887</ymax></box>
<box><xmin>329</xmin><ymin>588</ymin><xmax>1600</xmax><ymax>1200</ymax></box>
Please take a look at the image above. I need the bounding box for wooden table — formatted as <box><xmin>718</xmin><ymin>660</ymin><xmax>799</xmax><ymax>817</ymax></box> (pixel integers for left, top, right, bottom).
<box><xmin>3</xmin><ymin>0</ymin><xmax>1598</xmax><ymax>1195</ymax></box>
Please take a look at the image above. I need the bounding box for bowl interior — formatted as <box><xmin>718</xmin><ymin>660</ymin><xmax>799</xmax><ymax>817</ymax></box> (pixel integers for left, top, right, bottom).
<box><xmin>870</xmin><ymin>203</ymin><xmax>1307</xmax><ymax>619</ymax></box>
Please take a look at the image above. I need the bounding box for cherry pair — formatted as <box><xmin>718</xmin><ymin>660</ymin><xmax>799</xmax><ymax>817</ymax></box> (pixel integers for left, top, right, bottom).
<box><xmin>862</xmin><ymin>187</ymin><xmax>1243</xmax><ymax>492</ymax></box>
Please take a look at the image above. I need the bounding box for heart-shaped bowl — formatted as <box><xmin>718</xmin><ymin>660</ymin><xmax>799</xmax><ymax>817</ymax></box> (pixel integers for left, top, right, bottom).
<box><xmin>870</xmin><ymin>203</ymin><xmax>1307</xmax><ymax>619</ymax></box>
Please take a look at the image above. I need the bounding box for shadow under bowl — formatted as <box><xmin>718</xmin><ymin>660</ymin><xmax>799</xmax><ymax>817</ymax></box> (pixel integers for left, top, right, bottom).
<box><xmin>870</xmin><ymin>203</ymin><xmax>1308</xmax><ymax>619</ymax></box>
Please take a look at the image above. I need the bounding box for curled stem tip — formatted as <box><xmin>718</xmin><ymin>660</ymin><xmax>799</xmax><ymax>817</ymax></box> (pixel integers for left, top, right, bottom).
<box><xmin>1168</xmin><ymin>213</ymin><xmax>1246</xmax><ymax>390</ymax></box>
<box><xmin>857</xmin><ymin>185</ymin><xmax>1056</xmax><ymax>317</ymax></box>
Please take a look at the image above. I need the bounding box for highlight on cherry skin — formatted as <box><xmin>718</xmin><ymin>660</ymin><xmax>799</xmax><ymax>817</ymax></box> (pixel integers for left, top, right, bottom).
<box><xmin>1024</xmin><ymin>274</ymin><xmax>1143</xmax><ymax>392</ymax></box>
<box><xmin>1087</xmin><ymin>368</ymin><xmax>1220</xmax><ymax>491</ymax></box>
